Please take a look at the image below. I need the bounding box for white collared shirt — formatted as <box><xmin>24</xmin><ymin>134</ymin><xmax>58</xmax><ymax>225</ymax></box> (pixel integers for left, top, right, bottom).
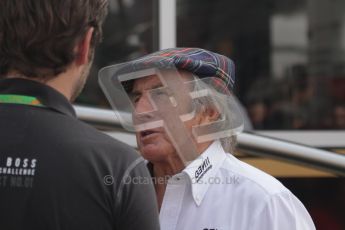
<box><xmin>159</xmin><ymin>141</ymin><xmax>316</xmax><ymax>230</ymax></box>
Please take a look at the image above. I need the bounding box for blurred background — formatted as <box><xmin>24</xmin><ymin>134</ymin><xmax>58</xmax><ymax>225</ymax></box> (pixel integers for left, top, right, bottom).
<box><xmin>75</xmin><ymin>0</ymin><xmax>345</xmax><ymax>229</ymax></box>
<box><xmin>78</xmin><ymin>0</ymin><xmax>345</xmax><ymax>131</ymax></box>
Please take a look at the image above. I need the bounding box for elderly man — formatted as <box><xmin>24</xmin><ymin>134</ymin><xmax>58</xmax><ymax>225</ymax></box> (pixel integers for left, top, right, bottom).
<box><xmin>100</xmin><ymin>48</ymin><xmax>315</xmax><ymax>230</ymax></box>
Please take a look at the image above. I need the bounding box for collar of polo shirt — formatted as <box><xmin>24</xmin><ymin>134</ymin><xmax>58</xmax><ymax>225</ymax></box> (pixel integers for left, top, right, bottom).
<box><xmin>173</xmin><ymin>140</ymin><xmax>227</xmax><ymax>206</ymax></box>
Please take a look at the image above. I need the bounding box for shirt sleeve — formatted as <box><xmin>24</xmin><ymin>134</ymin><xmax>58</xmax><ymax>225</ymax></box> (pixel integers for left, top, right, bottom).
<box><xmin>250</xmin><ymin>191</ymin><xmax>316</xmax><ymax>230</ymax></box>
<box><xmin>116</xmin><ymin>158</ymin><xmax>160</xmax><ymax>230</ymax></box>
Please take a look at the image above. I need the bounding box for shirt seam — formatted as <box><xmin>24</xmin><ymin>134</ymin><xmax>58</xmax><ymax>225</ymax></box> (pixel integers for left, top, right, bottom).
<box><xmin>114</xmin><ymin>157</ymin><xmax>146</xmax><ymax>228</ymax></box>
<box><xmin>115</xmin><ymin>157</ymin><xmax>145</xmax><ymax>203</ymax></box>
<box><xmin>247</xmin><ymin>190</ymin><xmax>292</xmax><ymax>228</ymax></box>
<box><xmin>220</xmin><ymin>156</ymin><xmax>287</xmax><ymax>195</ymax></box>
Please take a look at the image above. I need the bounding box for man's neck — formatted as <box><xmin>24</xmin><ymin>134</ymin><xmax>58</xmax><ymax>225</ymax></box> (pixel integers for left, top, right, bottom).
<box><xmin>151</xmin><ymin>154</ymin><xmax>183</xmax><ymax>211</ymax></box>
<box><xmin>151</xmin><ymin>141</ymin><xmax>212</xmax><ymax>210</ymax></box>
<box><xmin>4</xmin><ymin>67</ymin><xmax>81</xmax><ymax>102</ymax></box>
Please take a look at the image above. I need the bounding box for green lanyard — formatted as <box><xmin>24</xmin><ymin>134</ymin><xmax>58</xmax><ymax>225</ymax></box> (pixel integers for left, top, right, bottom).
<box><xmin>0</xmin><ymin>94</ymin><xmax>44</xmax><ymax>107</ymax></box>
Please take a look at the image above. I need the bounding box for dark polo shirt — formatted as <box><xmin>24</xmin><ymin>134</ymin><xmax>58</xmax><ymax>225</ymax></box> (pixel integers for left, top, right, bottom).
<box><xmin>0</xmin><ymin>78</ymin><xmax>160</xmax><ymax>230</ymax></box>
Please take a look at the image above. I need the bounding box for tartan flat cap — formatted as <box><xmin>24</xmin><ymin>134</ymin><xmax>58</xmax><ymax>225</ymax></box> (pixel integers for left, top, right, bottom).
<box><xmin>124</xmin><ymin>48</ymin><xmax>236</xmax><ymax>94</ymax></box>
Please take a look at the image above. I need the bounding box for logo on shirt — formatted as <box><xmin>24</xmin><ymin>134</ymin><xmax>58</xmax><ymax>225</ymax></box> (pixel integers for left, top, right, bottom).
<box><xmin>195</xmin><ymin>157</ymin><xmax>212</xmax><ymax>182</ymax></box>
<box><xmin>0</xmin><ymin>157</ymin><xmax>38</xmax><ymax>188</ymax></box>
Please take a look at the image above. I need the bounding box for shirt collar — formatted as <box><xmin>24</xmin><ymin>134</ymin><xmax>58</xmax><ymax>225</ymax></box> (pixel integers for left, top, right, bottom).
<box><xmin>182</xmin><ymin>140</ymin><xmax>227</xmax><ymax>206</ymax></box>
<box><xmin>0</xmin><ymin>78</ymin><xmax>76</xmax><ymax>118</ymax></box>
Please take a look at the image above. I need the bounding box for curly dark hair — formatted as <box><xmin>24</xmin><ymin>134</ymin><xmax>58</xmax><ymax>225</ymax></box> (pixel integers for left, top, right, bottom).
<box><xmin>0</xmin><ymin>0</ymin><xmax>108</xmax><ymax>79</ymax></box>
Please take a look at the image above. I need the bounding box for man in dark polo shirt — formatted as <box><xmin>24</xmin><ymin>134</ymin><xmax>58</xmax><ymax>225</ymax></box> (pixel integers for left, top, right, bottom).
<box><xmin>0</xmin><ymin>1</ymin><xmax>160</xmax><ymax>230</ymax></box>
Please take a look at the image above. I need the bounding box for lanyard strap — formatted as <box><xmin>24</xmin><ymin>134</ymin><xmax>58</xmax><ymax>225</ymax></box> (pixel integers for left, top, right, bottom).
<box><xmin>0</xmin><ymin>94</ymin><xmax>44</xmax><ymax>107</ymax></box>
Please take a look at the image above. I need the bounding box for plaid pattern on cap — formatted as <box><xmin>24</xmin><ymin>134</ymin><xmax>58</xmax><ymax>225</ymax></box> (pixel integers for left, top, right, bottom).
<box><xmin>127</xmin><ymin>48</ymin><xmax>235</xmax><ymax>94</ymax></box>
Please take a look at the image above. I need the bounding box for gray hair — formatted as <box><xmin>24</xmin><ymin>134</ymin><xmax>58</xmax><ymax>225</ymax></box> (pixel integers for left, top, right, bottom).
<box><xmin>190</xmin><ymin>76</ymin><xmax>238</xmax><ymax>154</ymax></box>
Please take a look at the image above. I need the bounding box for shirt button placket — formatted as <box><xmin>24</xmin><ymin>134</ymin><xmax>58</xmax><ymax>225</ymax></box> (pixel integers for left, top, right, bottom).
<box><xmin>160</xmin><ymin>177</ymin><xmax>186</xmax><ymax>230</ymax></box>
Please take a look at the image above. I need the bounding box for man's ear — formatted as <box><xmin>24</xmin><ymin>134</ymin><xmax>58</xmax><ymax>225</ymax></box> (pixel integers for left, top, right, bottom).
<box><xmin>75</xmin><ymin>27</ymin><xmax>94</xmax><ymax>66</ymax></box>
<box><xmin>199</xmin><ymin>106</ymin><xmax>220</xmax><ymax>124</ymax></box>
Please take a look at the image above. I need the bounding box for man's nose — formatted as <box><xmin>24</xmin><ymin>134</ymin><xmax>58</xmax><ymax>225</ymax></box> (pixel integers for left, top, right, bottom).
<box><xmin>135</xmin><ymin>93</ymin><xmax>154</xmax><ymax>114</ymax></box>
<box><xmin>133</xmin><ymin>93</ymin><xmax>157</xmax><ymax>128</ymax></box>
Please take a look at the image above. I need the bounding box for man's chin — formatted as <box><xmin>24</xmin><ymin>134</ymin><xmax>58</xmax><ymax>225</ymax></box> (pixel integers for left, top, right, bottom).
<box><xmin>70</xmin><ymin>70</ymin><xmax>89</xmax><ymax>102</ymax></box>
<box><xmin>70</xmin><ymin>57</ymin><xmax>93</xmax><ymax>102</ymax></box>
<box><xmin>139</xmin><ymin>144</ymin><xmax>168</xmax><ymax>161</ymax></box>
